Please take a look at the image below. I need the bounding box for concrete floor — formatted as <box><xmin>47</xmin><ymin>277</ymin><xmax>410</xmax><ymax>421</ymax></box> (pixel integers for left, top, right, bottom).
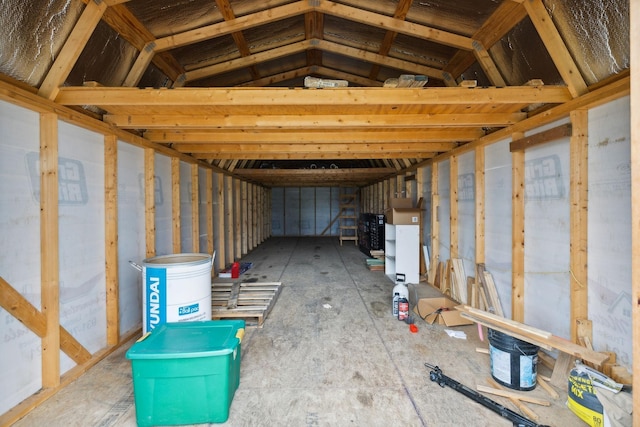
<box><xmin>13</xmin><ymin>237</ymin><xmax>585</xmax><ymax>426</ymax></box>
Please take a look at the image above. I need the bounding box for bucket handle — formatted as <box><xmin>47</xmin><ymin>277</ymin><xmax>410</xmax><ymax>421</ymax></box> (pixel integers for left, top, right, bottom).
<box><xmin>129</xmin><ymin>260</ymin><xmax>142</xmax><ymax>272</ymax></box>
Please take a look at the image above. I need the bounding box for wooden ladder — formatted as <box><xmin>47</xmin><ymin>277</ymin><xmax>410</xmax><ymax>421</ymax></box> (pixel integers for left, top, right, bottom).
<box><xmin>338</xmin><ymin>188</ymin><xmax>358</xmax><ymax>246</ymax></box>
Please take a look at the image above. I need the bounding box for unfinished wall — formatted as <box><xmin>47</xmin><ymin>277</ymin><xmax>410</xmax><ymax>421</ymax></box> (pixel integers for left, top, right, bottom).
<box><xmin>271</xmin><ymin>187</ymin><xmax>342</xmax><ymax>237</ymax></box>
<box><xmin>484</xmin><ymin>138</ymin><xmax>513</xmax><ymax>317</ymax></box>
<box><xmin>154</xmin><ymin>154</ymin><xmax>172</xmax><ymax>256</ymax></box>
<box><xmin>588</xmin><ymin>96</ymin><xmax>632</xmax><ymax>366</ymax></box>
<box><xmin>179</xmin><ymin>160</ymin><xmax>193</xmax><ymax>252</ymax></box>
<box><xmin>116</xmin><ymin>141</ymin><xmax>144</xmax><ymax>335</ymax></box>
<box><xmin>523</xmin><ymin>120</ymin><xmax>571</xmax><ymax>337</ymax></box>
<box><xmin>457</xmin><ymin>150</ymin><xmax>476</xmax><ymax>277</ymax></box>
<box><xmin>361</xmin><ymin>96</ymin><xmax>632</xmax><ymax>372</ymax></box>
<box><xmin>57</xmin><ymin>121</ymin><xmax>106</xmax><ymax>370</ymax></box>
<box><xmin>0</xmin><ymin>101</ymin><xmax>42</xmax><ymax>413</ymax></box>
<box><xmin>0</xmin><ymin>93</ymin><xmax>271</xmax><ymax>420</ymax></box>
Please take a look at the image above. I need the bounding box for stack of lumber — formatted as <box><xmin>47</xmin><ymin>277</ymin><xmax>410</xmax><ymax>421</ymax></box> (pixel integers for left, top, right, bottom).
<box><xmin>457</xmin><ymin>305</ymin><xmax>610</xmax><ymax>369</ymax></box>
<box><xmin>365</xmin><ymin>257</ymin><xmax>384</xmax><ymax>271</ymax></box>
<box><xmin>473</xmin><ymin>264</ymin><xmax>504</xmax><ymax>315</ymax></box>
<box><xmin>448</xmin><ymin>259</ymin><xmax>467</xmax><ymax>303</ymax></box>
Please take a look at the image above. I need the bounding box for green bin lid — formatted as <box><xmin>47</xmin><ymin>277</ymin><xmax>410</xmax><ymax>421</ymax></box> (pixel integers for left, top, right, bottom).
<box><xmin>126</xmin><ymin>320</ymin><xmax>245</xmax><ymax>360</ymax></box>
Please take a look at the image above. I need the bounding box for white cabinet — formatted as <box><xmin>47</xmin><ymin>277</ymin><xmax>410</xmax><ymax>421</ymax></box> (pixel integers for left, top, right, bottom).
<box><xmin>384</xmin><ymin>224</ymin><xmax>420</xmax><ymax>284</ymax></box>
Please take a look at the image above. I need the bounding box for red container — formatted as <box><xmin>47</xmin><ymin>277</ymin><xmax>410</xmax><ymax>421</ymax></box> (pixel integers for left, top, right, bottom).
<box><xmin>231</xmin><ymin>262</ymin><xmax>240</xmax><ymax>279</ymax></box>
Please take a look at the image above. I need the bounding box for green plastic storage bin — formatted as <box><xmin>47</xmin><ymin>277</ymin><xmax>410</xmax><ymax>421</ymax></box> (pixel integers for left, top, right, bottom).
<box><xmin>126</xmin><ymin>320</ymin><xmax>245</xmax><ymax>426</ymax></box>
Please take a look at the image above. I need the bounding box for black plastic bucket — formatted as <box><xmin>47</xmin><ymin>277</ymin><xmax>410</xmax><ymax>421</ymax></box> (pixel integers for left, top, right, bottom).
<box><xmin>488</xmin><ymin>329</ymin><xmax>539</xmax><ymax>391</ymax></box>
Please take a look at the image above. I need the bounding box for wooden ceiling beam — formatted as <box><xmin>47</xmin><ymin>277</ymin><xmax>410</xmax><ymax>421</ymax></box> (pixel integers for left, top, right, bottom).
<box><xmin>145</xmin><ymin>130</ymin><xmax>473</xmax><ymax>144</ymax></box>
<box><xmin>171</xmin><ymin>142</ymin><xmax>459</xmax><ymax>154</ymax></box>
<box><xmin>185</xmin><ymin>40</ymin><xmax>312</xmax><ymax>81</ymax></box>
<box><xmin>38</xmin><ymin>1</ymin><xmax>107</xmax><ymax>100</ymax></box>
<box><xmin>308</xmin><ymin>66</ymin><xmax>383</xmax><ymax>87</ymax></box>
<box><xmin>153</xmin><ymin>1</ymin><xmax>312</xmax><ymax>52</ymax></box>
<box><xmin>55</xmin><ymin>86</ymin><xmax>572</xmax><ymax>106</ymax></box>
<box><xmin>316</xmin><ymin>1</ymin><xmax>473</xmax><ymax>50</ymax></box>
<box><xmin>523</xmin><ymin>0</ymin><xmax>587</xmax><ymax>97</ymax></box>
<box><xmin>181</xmin><ymin>38</ymin><xmax>445</xmax><ymax>83</ymax></box>
<box><xmin>305</xmin><ymin>11</ymin><xmax>324</xmax><ymax>67</ymax></box>
<box><xmin>215</xmin><ymin>0</ymin><xmax>261</xmax><ymax>81</ymax></box>
<box><xmin>369</xmin><ymin>0</ymin><xmax>414</xmax><ymax>80</ymax></box>
<box><xmin>315</xmin><ymin>40</ymin><xmax>445</xmax><ymax>80</ymax></box>
<box><xmin>101</xmin><ymin>3</ymin><xmax>185</xmax><ymax>82</ymax></box>
<box><xmin>238</xmin><ymin>67</ymin><xmax>311</xmax><ymax>87</ymax></box>
<box><xmin>193</xmin><ymin>152</ymin><xmax>436</xmax><ymax>160</ymax></box>
<box><xmin>445</xmin><ymin>1</ymin><xmax>527</xmax><ymax>80</ymax></box>
<box><xmin>108</xmin><ymin>112</ymin><xmax>524</xmax><ymax>129</ymax></box>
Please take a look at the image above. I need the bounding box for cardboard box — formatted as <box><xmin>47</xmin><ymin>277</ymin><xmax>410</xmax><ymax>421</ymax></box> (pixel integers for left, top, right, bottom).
<box><xmin>413</xmin><ymin>297</ymin><xmax>473</xmax><ymax>326</ymax></box>
<box><xmin>385</xmin><ymin>197</ymin><xmax>423</xmax><ymax>225</ymax></box>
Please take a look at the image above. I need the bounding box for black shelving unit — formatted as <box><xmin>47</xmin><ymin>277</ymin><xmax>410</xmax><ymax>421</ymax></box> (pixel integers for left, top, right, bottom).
<box><xmin>358</xmin><ymin>213</ymin><xmax>386</xmax><ymax>257</ymax></box>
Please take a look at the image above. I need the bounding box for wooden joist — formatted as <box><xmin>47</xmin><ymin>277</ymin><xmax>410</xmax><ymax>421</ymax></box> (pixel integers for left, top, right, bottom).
<box><xmin>211</xmin><ymin>281</ymin><xmax>283</xmax><ymax>327</ymax></box>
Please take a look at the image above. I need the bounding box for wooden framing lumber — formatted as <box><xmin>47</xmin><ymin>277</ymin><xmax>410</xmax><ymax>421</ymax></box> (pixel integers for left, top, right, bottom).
<box><xmin>476</xmin><ymin>385</ymin><xmax>550</xmax><ymax>406</ymax></box>
<box><xmin>40</xmin><ymin>113</ymin><xmax>60</xmax><ymax>388</ymax></box>
<box><xmin>38</xmin><ymin>1</ymin><xmax>107</xmax><ymax>100</ymax></box>
<box><xmin>216</xmin><ymin>173</ymin><xmax>226</xmax><ymax>270</ymax></box>
<box><xmin>569</xmin><ymin>111</ymin><xmax>589</xmax><ymax>342</ymax></box>
<box><xmin>0</xmin><ymin>277</ymin><xmax>90</xmax><ymax>365</ymax></box>
<box><xmin>522</xmin><ymin>0</ymin><xmax>588</xmax><ymax>98</ymax></box>
<box><xmin>104</xmin><ymin>135</ymin><xmax>119</xmax><ymax>346</ymax></box>
<box><xmin>511</xmin><ymin>132</ymin><xmax>525</xmax><ymax>322</ymax></box>
<box><xmin>457</xmin><ymin>306</ymin><xmax>609</xmax><ymax>367</ymax></box>
<box><xmin>486</xmin><ymin>377</ymin><xmax>540</xmax><ymax>421</ymax></box>
<box><xmin>509</xmin><ymin>123</ymin><xmax>572</xmax><ymax>152</ymax></box>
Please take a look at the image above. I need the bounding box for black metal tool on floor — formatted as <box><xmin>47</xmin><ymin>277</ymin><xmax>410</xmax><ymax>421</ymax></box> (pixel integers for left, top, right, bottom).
<box><xmin>424</xmin><ymin>363</ymin><xmax>549</xmax><ymax>427</ymax></box>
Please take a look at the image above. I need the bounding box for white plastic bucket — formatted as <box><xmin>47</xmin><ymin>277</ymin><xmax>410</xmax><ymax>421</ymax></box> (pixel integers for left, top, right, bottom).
<box><xmin>140</xmin><ymin>253</ymin><xmax>213</xmax><ymax>333</ymax></box>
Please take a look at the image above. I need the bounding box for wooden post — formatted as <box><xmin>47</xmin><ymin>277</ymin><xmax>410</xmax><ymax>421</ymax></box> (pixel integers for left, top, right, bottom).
<box><xmin>569</xmin><ymin>110</ymin><xmax>589</xmax><ymax>342</ymax></box>
<box><xmin>191</xmin><ymin>164</ymin><xmax>199</xmax><ymax>253</ymax></box>
<box><xmin>431</xmin><ymin>162</ymin><xmax>440</xmax><ymax>279</ymax></box>
<box><xmin>205</xmin><ymin>170</ymin><xmax>214</xmax><ymax>257</ymax></box>
<box><xmin>216</xmin><ymin>173</ymin><xmax>226</xmax><ymax>270</ymax></box>
<box><xmin>475</xmin><ymin>146</ymin><xmax>486</xmax><ymax>265</ymax></box>
<box><xmin>104</xmin><ymin>135</ymin><xmax>119</xmax><ymax>346</ymax></box>
<box><xmin>40</xmin><ymin>113</ymin><xmax>60</xmax><ymax>388</ymax></box>
<box><xmin>417</xmin><ymin>167</ymin><xmax>426</xmax><ymax>275</ymax></box>
<box><xmin>171</xmin><ymin>157</ymin><xmax>181</xmax><ymax>253</ymax></box>
<box><xmin>241</xmin><ymin>181</ymin><xmax>248</xmax><ymax>255</ymax></box>
<box><xmin>512</xmin><ymin>132</ymin><xmax>525</xmax><ymax>322</ymax></box>
<box><xmin>247</xmin><ymin>183</ymin><xmax>254</xmax><ymax>250</ymax></box>
<box><xmin>253</xmin><ymin>184</ymin><xmax>259</xmax><ymax>247</ymax></box>
<box><xmin>225</xmin><ymin>175</ymin><xmax>234</xmax><ymax>261</ymax></box>
<box><xmin>144</xmin><ymin>149</ymin><xmax>155</xmax><ymax>258</ymax></box>
<box><xmin>234</xmin><ymin>178</ymin><xmax>241</xmax><ymax>256</ymax></box>
<box><xmin>450</xmin><ymin>155</ymin><xmax>459</xmax><ymax>258</ymax></box>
